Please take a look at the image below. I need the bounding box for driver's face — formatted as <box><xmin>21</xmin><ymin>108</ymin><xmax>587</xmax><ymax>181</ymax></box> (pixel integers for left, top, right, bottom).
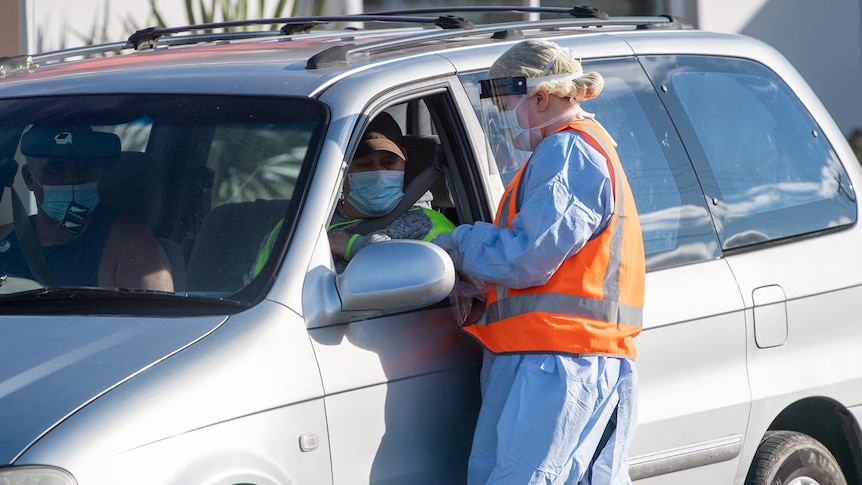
<box><xmin>348</xmin><ymin>151</ymin><xmax>405</xmax><ymax>174</ymax></box>
<box><xmin>27</xmin><ymin>158</ymin><xmax>101</xmax><ymax>186</ymax></box>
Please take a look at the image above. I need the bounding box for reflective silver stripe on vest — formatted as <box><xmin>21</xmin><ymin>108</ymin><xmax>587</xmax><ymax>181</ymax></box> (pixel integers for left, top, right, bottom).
<box><xmin>489</xmin><ymin>123</ymin><xmax>640</xmax><ymax>327</ymax></box>
<box><xmin>485</xmin><ymin>292</ymin><xmax>643</xmax><ymax>327</ymax></box>
<box><xmin>578</xmin><ymin>123</ymin><xmax>625</xmax><ymax>302</ymax></box>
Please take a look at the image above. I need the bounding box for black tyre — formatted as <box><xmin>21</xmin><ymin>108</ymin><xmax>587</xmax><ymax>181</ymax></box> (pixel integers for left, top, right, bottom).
<box><xmin>745</xmin><ymin>431</ymin><xmax>847</xmax><ymax>485</ymax></box>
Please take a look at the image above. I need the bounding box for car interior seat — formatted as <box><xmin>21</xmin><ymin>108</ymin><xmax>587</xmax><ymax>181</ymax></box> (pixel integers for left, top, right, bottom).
<box><xmin>184</xmin><ymin>199</ymin><xmax>291</xmax><ymax>294</ymax></box>
<box><xmin>401</xmin><ymin>135</ymin><xmax>454</xmax><ymax>211</ymax></box>
<box><xmin>98</xmin><ymin>151</ymin><xmax>187</xmax><ymax>291</ymax></box>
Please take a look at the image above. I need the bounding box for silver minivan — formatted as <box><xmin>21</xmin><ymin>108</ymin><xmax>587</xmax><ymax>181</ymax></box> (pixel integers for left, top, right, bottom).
<box><xmin>1</xmin><ymin>7</ymin><xmax>860</xmax><ymax>485</ymax></box>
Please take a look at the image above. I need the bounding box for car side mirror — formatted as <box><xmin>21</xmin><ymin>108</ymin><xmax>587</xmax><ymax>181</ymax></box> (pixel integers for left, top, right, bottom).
<box><xmin>335</xmin><ymin>239</ymin><xmax>455</xmax><ymax>319</ymax></box>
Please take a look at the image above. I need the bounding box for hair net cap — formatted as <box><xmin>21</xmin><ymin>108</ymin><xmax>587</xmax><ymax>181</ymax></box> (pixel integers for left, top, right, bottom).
<box><xmin>488</xmin><ymin>40</ymin><xmax>604</xmax><ymax>101</ymax></box>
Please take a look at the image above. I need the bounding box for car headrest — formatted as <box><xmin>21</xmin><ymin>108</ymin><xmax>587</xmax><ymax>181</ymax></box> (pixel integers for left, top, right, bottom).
<box><xmin>98</xmin><ymin>151</ymin><xmax>162</xmax><ymax>227</ymax></box>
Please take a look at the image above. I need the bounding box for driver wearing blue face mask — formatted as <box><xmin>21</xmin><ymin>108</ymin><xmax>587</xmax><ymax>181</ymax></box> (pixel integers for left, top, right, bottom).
<box><xmin>327</xmin><ymin>112</ymin><xmax>455</xmax><ymax>272</ymax></box>
<box><xmin>0</xmin><ymin>126</ymin><xmax>174</xmax><ymax>291</ymax></box>
<box><xmin>26</xmin><ymin>158</ymin><xmax>102</xmax><ymax>229</ymax></box>
<box><xmin>248</xmin><ymin>112</ymin><xmax>455</xmax><ymax>277</ymax></box>
<box><xmin>247</xmin><ymin>112</ymin><xmax>456</xmax><ymax>278</ymax></box>
<box><xmin>341</xmin><ymin>137</ymin><xmax>407</xmax><ymax>218</ymax></box>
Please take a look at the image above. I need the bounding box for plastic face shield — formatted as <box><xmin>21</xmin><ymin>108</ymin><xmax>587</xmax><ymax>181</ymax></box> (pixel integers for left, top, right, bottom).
<box><xmin>478</xmin><ymin>76</ymin><xmax>535</xmax><ymax>178</ymax></box>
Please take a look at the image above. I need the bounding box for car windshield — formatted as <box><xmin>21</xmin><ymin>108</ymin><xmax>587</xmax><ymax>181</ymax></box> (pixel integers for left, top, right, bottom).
<box><xmin>0</xmin><ymin>94</ymin><xmax>327</xmax><ymax>313</ymax></box>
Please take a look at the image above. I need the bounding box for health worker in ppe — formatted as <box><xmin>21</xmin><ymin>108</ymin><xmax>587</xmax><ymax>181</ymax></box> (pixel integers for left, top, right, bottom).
<box><xmin>432</xmin><ymin>40</ymin><xmax>646</xmax><ymax>484</ymax></box>
<box><xmin>249</xmin><ymin>112</ymin><xmax>455</xmax><ymax>277</ymax></box>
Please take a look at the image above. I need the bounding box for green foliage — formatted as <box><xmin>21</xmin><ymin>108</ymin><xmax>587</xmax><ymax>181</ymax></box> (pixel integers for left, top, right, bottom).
<box><xmin>209</xmin><ymin>124</ymin><xmax>309</xmax><ymax>204</ymax></box>
<box><xmin>56</xmin><ymin>0</ymin><xmax>330</xmax><ymax>50</ymax></box>
<box><xmin>147</xmin><ymin>0</ymin><xmax>326</xmax><ymax>30</ymax></box>
<box><xmin>850</xmin><ymin>130</ymin><xmax>862</xmax><ymax>165</ymax></box>
<box><xmin>67</xmin><ymin>2</ymin><xmax>138</xmax><ymax>50</ymax></box>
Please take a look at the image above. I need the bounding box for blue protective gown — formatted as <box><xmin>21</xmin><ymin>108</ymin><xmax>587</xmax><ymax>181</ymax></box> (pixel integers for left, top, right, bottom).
<box><xmin>436</xmin><ymin>130</ymin><xmax>613</xmax><ymax>289</ymax></box>
<box><xmin>432</xmin><ymin>128</ymin><xmax>638</xmax><ymax>485</ymax></box>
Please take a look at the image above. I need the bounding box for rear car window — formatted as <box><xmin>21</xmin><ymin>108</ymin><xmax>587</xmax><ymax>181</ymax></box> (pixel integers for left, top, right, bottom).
<box><xmin>641</xmin><ymin>55</ymin><xmax>857</xmax><ymax>249</ymax></box>
<box><xmin>578</xmin><ymin>57</ymin><xmax>719</xmax><ymax>270</ymax></box>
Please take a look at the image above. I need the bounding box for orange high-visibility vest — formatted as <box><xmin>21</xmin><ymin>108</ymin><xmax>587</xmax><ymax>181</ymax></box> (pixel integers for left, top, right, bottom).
<box><xmin>464</xmin><ymin>118</ymin><xmax>645</xmax><ymax>358</ymax></box>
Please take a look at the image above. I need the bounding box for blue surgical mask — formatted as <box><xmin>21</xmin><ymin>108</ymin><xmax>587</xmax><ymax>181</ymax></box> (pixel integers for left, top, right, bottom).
<box><xmin>33</xmin><ymin>176</ymin><xmax>100</xmax><ymax>222</ymax></box>
<box><xmin>347</xmin><ymin>170</ymin><xmax>404</xmax><ymax>217</ymax></box>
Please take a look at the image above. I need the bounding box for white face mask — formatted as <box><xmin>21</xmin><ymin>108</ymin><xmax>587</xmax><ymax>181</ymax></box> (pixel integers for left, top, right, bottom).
<box><xmin>501</xmin><ymin>108</ymin><xmax>540</xmax><ymax>152</ymax></box>
<box><xmin>502</xmin><ymin>95</ymin><xmax>589</xmax><ymax>151</ymax></box>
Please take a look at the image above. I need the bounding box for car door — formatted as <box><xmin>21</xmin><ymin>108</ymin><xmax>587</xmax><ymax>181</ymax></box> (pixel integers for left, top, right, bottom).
<box><xmin>306</xmin><ymin>76</ymin><xmax>484</xmax><ymax>484</ymax></box>
<box><xmin>642</xmin><ymin>53</ymin><xmax>862</xmax><ymax>474</ymax></box>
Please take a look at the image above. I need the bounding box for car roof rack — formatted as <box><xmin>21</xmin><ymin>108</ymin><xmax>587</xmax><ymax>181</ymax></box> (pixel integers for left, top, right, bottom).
<box><xmin>0</xmin><ymin>55</ymin><xmax>36</xmax><ymax>78</ymax></box>
<box><xmin>128</xmin><ymin>13</ymin><xmax>476</xmax><ymax>49</ymax></box>
<box><xmin>21</xmin><ymin>12</ymin><xmax>478</xmax><ymax>66</ymax></box>
<box><xmin>364</xmin><ymin>5</ymin><xmax>609</xmax><ymax>19</ymax></box>
<box><xmin>305</xmin><ymin>15</ymin><xmax>677</xmax><ymax>69</ymax></box>
<box><xmin>116</xmin><ymin>5</ymin><xmax>610</xmax><ymax>50</ymax></box>
<box><xmin>14</xmin><ymin>6</ymin><xmax>690</xmax><ymax>71</ymax></box>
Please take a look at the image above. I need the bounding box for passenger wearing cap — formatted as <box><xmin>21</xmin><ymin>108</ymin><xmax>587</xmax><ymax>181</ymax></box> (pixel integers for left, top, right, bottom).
<box><xmin>249</xmin><ymin>112</ymin><xmax>454</xmax><ymax>277</ymax></box>
<box><xmin>0</xmin><ymin>126</ymin><xmax>174</xmax><ymax>291</ymax></box>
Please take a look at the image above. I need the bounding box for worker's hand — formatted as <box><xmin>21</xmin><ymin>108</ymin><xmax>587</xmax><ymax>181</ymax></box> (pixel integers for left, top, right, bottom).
<box><xmin>431</xmin><ymin>233</ymin><xmax>463</xmax><ymax>271</ymax></box>
<box><xmin>450</xmin><ymin>275</ymin><xmax>490</xmax><ymax>327</ymax></box>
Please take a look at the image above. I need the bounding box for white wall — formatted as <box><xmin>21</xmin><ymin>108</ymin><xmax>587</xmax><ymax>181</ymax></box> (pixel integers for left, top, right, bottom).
<box><xmin>31</xmin><ymin>0</ymin><xmax>184</xmax><ymax>52</ymax></box>
<box><xmin>27</xmin><ymin>0</ymin><xmax>862</xmax><ymax>137</ymax></box>
<box><xmin>691</xmin><ymin>0</ymin><xmax>862</xmax><ymax>137</ymax></box>
<box><xmin>30</xmin><ymin>0</ymin><xmax>305</xmax><ymax>52</ymax></box>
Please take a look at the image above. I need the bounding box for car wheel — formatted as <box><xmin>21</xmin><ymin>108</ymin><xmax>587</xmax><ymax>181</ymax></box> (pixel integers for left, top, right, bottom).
<box><xmin>745</xmin><ymin>431</ymin><xmax>847</xmax><ymax>485</ymax></box>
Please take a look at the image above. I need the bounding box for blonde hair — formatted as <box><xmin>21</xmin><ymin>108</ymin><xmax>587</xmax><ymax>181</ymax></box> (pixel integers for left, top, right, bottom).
<box><xmin>488</xmin><ymin>40</ymin><xmax>604</xmax><ymax>101</ymax></box>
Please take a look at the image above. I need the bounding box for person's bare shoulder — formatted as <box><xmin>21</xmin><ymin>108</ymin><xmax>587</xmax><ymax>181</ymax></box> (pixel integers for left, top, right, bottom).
<box><xmin>104</xmin><ymin>215</ymin><xmax>168</xmax><ymax>263</ymax></box>
<box><xmin>108</xmin><ymin>215</ymin><xmax>158</xmax><ymax>240</ymax></box>
<box><xmin>101</xmin><ymin>214</ymin><xmax>173</xmax><ymax>292</ymax></box>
